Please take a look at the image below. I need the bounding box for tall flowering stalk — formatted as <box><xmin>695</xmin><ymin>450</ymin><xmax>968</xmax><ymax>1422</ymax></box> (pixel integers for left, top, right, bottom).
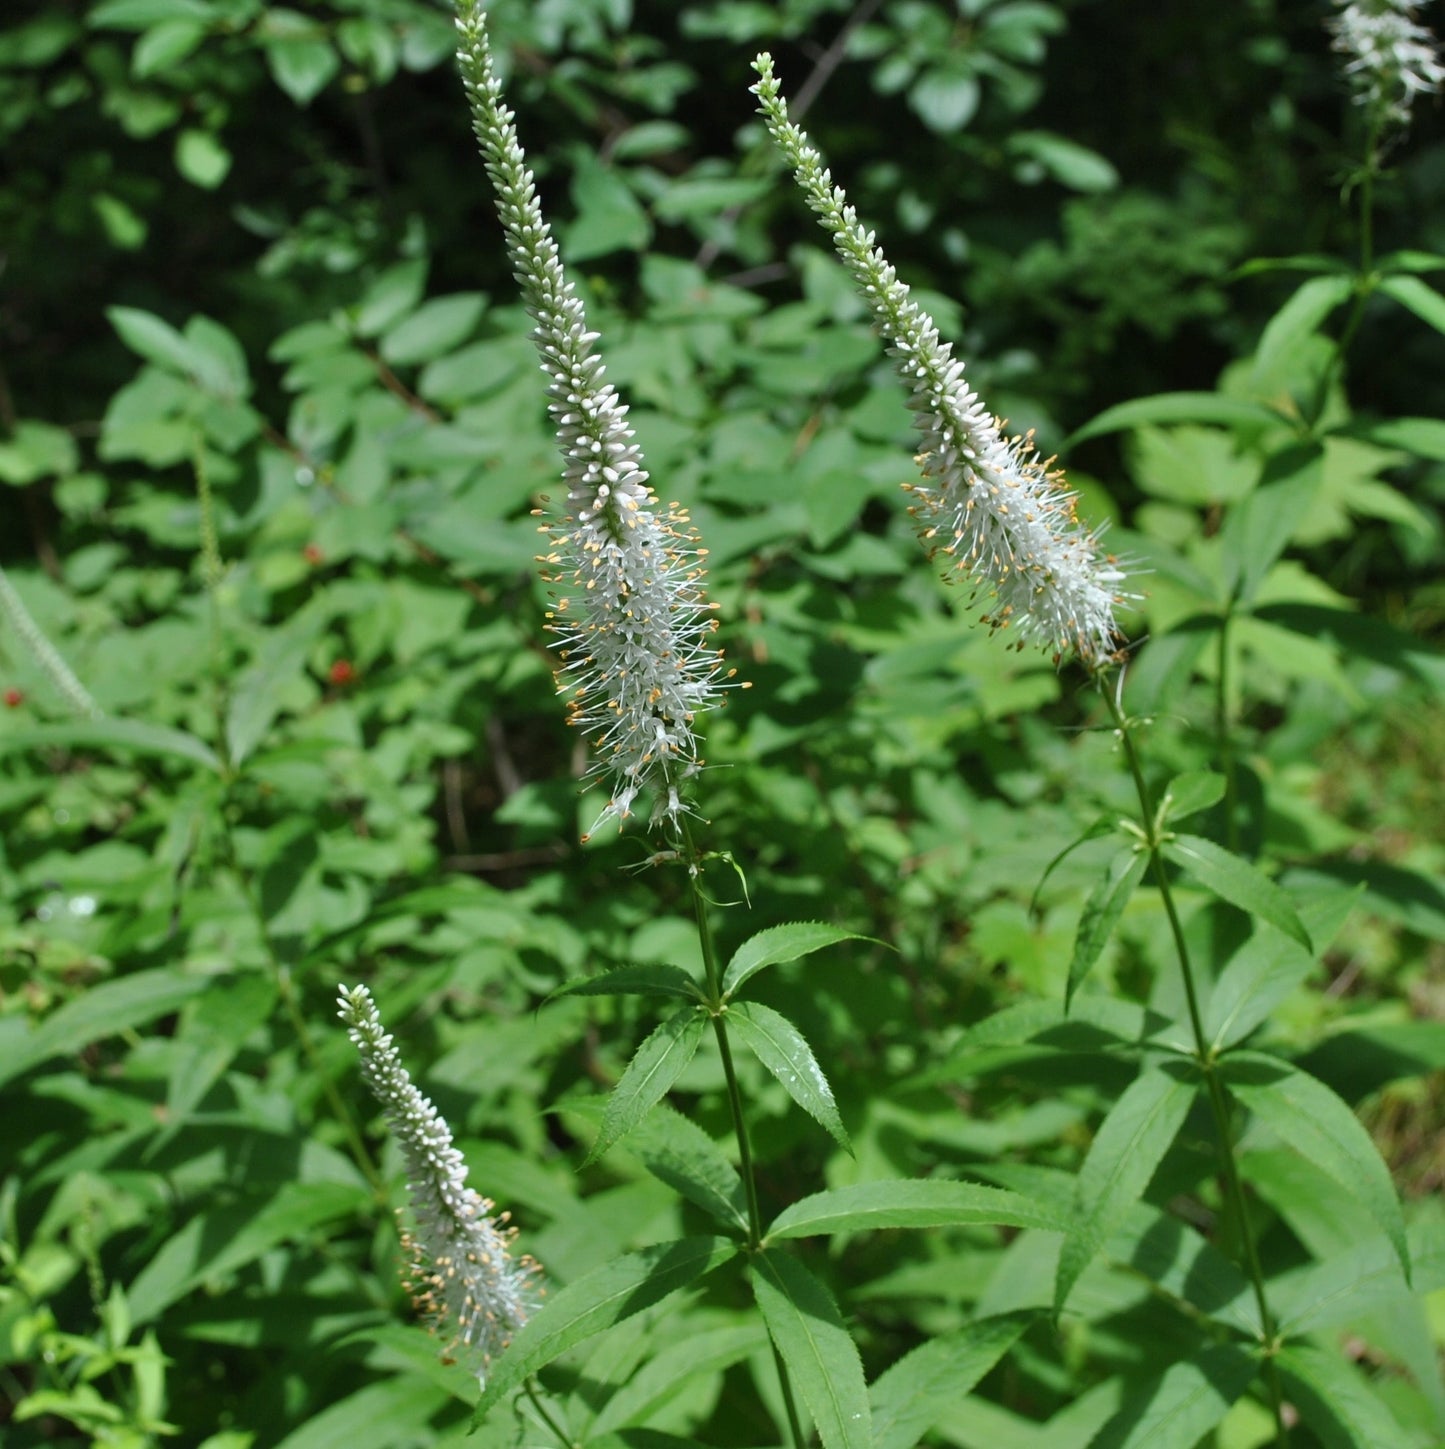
<box><xmin>1330</xmin><ymin>0</ymin><xmax>1445</xmax><ymax>132</ymax></box>
<box><xmin>338</xmin><ymin>985</ymin><xmax>538</xmax><ymax>1383</ymax></box>
<box><xmin>455</xmin><ymin>1</ymin><xmax>735</xmax><ymax>838</ymax></box>
<box><xmin>752</xmin><ymin>55</ymin><xmax>1128</xmax><ymax>670</ymax></box>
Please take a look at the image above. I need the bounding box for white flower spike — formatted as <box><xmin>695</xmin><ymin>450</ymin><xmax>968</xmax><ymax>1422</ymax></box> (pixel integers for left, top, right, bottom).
<box><xmin>1330</xmin><ymin>0</ymin><xmax>1445</xmax><ymax>130</ymax></box>
<box><xmin>338</xmin><ymin>984</ymin><xmax>538</xmax><ymax>1383</ymax></box>
<box><xmin>455</xmin><ymin>2</ymin><xmax>737</xmax><ymax>837</ymax></box>
<box><xmin>752</xmin><ymin>54</ymin><xmax>1130</xmax><ymax>669</ymax></box>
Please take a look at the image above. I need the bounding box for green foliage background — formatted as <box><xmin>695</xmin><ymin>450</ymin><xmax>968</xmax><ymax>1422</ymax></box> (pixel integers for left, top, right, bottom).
<box><xmin>1</xmin><ymin>1</ymin><xmax>1443</xmax><ymax>1446</ymax></box>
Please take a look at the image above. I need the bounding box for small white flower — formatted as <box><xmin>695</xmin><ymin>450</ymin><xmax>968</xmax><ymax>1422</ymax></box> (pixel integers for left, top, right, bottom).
<box><xmin>456</xmin><ymin>2</ymin><xmax>737</xmax><ymax>837</ymax></box>
<box><xmin>338</xmin><ymin>984</ymin><xmax>538</xmax><ymax>1383</ymax></box>
<box><xmin>1330</xmin><ymin>0</ymin><xmax>1445</xmax><ymax>128</ymax></box>
<box><xmin>751</xmin><ymin>55</ymin><xmax>1129</xmax><ymax>669</ymax></box>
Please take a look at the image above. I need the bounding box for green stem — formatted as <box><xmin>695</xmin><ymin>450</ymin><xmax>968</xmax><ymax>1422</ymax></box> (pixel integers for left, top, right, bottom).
<box><xmin>523</xmin><ymin>1377</ymin><xmax>575</xmax><ymax>1447</ymax></box>
<box><xmin>1104</xmin><ymin>680</ymin><xmax>1287</xmax><ymax>1447</ymax></box>
<box><xmin>1309</xmin><ymin>116</ymin><xmax>1380</xmax><ymax>428</ymax></box>
<box><xmin>1215</xmin><ymin>609</ymin><xmax>1239</xmax><ymax>855</ymax></box>
<box><xmin>677</xmin><ymin>818</ymin><xmax>803</xmax><ymax>1449</ymax></box>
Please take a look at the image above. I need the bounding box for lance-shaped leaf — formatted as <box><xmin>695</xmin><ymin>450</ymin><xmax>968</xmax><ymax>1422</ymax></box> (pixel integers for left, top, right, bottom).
<box><xmin>1159</xmin><ymin>771</ymin><xmax>1226</xmax><ymax>824</ymax></box>
<box><xmin>725</xmin><ymin>1000</ymin><xmax>851</xmax><ymax>1153</ymax></box>
<box><xmin>0</xmin><ymin>717</ymin><xmax>222</xmax><ymax>772</ymax></box>
<box><xmin>751</xmin><ymin>1248</ymin><xmax>870</xmax><ymax>1449</ymax></box>
<box><xmin>586</xmin><ymin>1006</ymin><xmax>705</xmax><ymax>1166</ymax></box>
<box><xmin>721</xmin><ymin>921</ymin><xmax>868</xmax><ymax>1000</ymax></box>
<box><xmin>546</xmin><ymin>964</ymin><xmax>703</xmax><ymax>1006</ymax></box>
<box><xmin>471</xmin><ymin>1236</ymin><xmax>740</xmax><ymax>1422</ymax></box>
<box><xmin>1030</xmin><ymin>813</ymin><xmax>1120</xmax><ymax>913</ymax></box>
<box><xmin>869</xmin><ymin>1312</ymin><xmax>1032</xmax><ymax>1449</ymax></box>
<box><xmin>1055</xmin><ymin>1060</ymin><xmax>1199</xmax><ymax>1313</ymax></box>
<box><xmin>1089</xmin><ymin>1343</ymin><xmax>1258</xmax><ymax>1449</ymax></box>
<box><xmin>1205</xmin><ymin>889</ymin><xmax>1359</xmax><ymax>1051</ymax></box>
<box><xmin>625</xmin><ymin>1104</ymin><xmax>749</xmax><ymax>1236</ymax></box>
<box><xmin>1278</xmin><ymin>1343</ymin><xmax>1409</xmax><ymax>1449</ymax></box>
<box><xmin>1163</xmin><ymin>833</ymin><xmax>1311</xmax><ymax>951</ymax></box>
<box><xmin>768</xmin><ymin>1179</ymin><xmax>1067</xmax><ymax>1242</ymax></box>
<box><xmin>1221</xmin><ymin>1052</ymin><xmax>1409</xmax><ymax>1283</ymax></box>
<box><xmin>1067</xmin><ymin>847</ymin><xmax>1148</xmax><ymax>1011</ymax></box>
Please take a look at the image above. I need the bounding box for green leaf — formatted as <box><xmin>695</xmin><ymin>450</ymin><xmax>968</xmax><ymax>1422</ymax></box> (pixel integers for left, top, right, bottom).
<box><xmin>1088</xmin><ymin>1344</ymin><xmax>1257</xmax><ymax>1449</ymax></box>
<box><xmin>128</xmin><ymin>1180</ymin><xmax>368</xmax><ymax>1323</ymax></box>
<box><xmin>1250</xmin><ymin>274</ymin><xmax>1352</xmax><ymax>380</ymax></box>
<box><xmin>751</xmin><ymin>1248</ymin><xmax>871</xmax><ymax>1449</ymax></box>
<box><xmin>1253</xmin><ymin>602</ymin><xmax>1445</xmax><ymax>694</ymax></box>
<box><xmin>471</xmin><ymin>1237</ymin><xmax>740</xmax><ymax>1423</ymax></box>
<box><xmin>1055</xmin><ymin>1061</ymin><xmax>1198</xmax><ymax>1312</ymax></box>
<box><xmin>588</xmin><ymin>1322</ymin><xmax>769</xmax><ymax>1435</ymax></box>
<box><xmin>625</xmin><ymin>1105</ymin><xmax>749</xmax><ymax>1235</ymax></box>
<box><xmin>1009</xmin><ymin>132</ymin><xmax>1117</xmax><ymax>192</ymax></box>
<box><xmin>1277</xmin><ymin>1344</ymin><xmax>1409</xmax><ymax>1449</ymax></box>
<box><xmin>175</xmin><ymin>128</ymin><xmax>231</xmax><ymax>189</ymax></box>
<box><xmin>547</xmin><ymin>964</ymin><xmax>703</xmax><ymax>1005</ymax></box>
<box><xmin>1273</xmin><ymin>1236</ymin><xmax>1410</xmax><ymax>1338</ymax></box>
<box><xmin>132</xmin><ymin>17</ymin><xmax>207</xmax><ymax>75</ymax></box>
<box><xmin>1161</xmin><ymin>771</ymin><xmax>1227</xmax><ymax>823</ymax></box>
<box><xmin>89</xmin><ymin>0</ymin><xmax>211</xmax><ymax>29</ymax></box>
<box><xmin>869</xmin><ymin>1312</ymin><xmax>1032</xmax><ymax>1449</ymax></box>
<box><xmin>379</xmin><ymin>293</ymin><xmax>486</xmax><ymax>367</ymax></box>
<box><xmin>0</xmin><ymin>718</ymin><xmax>220</xmax><ymax>771</ymax></box>
<box><xmin>262</xmin><ymin>13</ymin><xmax>339</xmax><ymax>105</ymax></box>
<box><xmin>271</xmin><ymin>1376</ymin><xmax>452</xmax><ymax>1449</ymax></box>
<box><xmin>1067</xmin><ymin>393</ymin><xmax>1287</xmax><ymax>448</ymax></box>
<box><xmin>1377</xmin><ymin>274</ymin><xmax>1445</xmax><ymax>337</ymax></box>
<box><xmin>1205</xmin><ymin>889</ymin><xmax>1359</xmax><ymax>1051</ymax></box>
<box><xmin>0</xmin><ymin>967</ymin><xmax>211</xmax><ymax>1090</ymax></box>
<box><xmin>107</xmin><ymin>305</ymin><xmax>201</xmax><ymax>376</ymax></box>
<box><xmin>721</xmin><ymin>921</ymin><xmax>868</xmax><ymax>1000</ymax></box>
<box><xmin>768</xmin><ymin>1179</ymin><xmax>1067</xmax><ymax>1241</ymax></box>
<box><xmin>225</xmin><ymin>599</ymin><xmax>334</xmax><ymax>766</ymax></box>
<box><xmin>1345</xmin><ymin>415</ymin><xmax>1445</xmax><ymax>461</ymax></box>
<box><xmin>1066</xmin><ymin>847</ymin><xmax>1147</xmax><ymax>1011</ymax></box>
<box><xmin>1162</xmin><ymin>834</ymin><xmax>1311</xmax><ymax>951</ymax></box>
<box><xmin>354</xmin><ymin>259</ymin><xmax>429</xmax><ymax>337</ymax></box>
<box><xmin>725</xmin><ymin>1000</ymin><xmax>851</xmax><ymax>1153</ymax></box>
<box><xmin>1221</xmin><ymin>1052</ymin><xmax>1409</xmax><ymax>1283</ymax></box>
<box><xmin>586</xmin><ymin>1006</ymin><xmax>705</xmax><ymax>1165</ymax></box>
<box><xmin>1218</xmin><ymin>441</ymin><xmax>1324</xmax><ymax>605</ymax></box>
<box><xmin>0</xmin><ymin>420</ymin><xmax>79</xmax><ymax>485</ymax></box>
<box><xmin>1030</xmin><ymin>813</ymin><xmax>1121</xmax><ymax>913</ymax></box>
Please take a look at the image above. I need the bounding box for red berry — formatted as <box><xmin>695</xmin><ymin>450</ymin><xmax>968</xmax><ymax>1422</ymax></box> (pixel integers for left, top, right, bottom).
<box><xmin>3</xmin><ymin>688</ymin><xmax>23</xmax><ymax>708</ymax></box>
<box><xmin>303</xmin><ymin>543</ymin><xmax>324</xmax><ymax>565</ymax></box>
<box><xmin>328</xmin><ymin>659</ymin><xmax>356</xmax><ymax>686</ymax></box>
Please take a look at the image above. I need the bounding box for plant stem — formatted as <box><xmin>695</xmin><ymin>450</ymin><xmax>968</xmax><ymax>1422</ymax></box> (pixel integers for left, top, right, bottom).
<box><xmin>678</xmin><ymin>818</ymin><xmax>805</xmax><ymax>1449</ymax></box>
<box><xmin>1309</xmin><ymin>115</ymin><xmax>1381</xmax><ymax>428</ymax></box>
<box><xmin>1104</xmin><ymin>681</ymin><xmax>1288</xmax><ymax>1447</ymax></box>
<box><xmin>1215</xmin><ymin>608</ymin><xmax>1239</xmax><ymax>855</ymax></box>
<box><xmin>523</xmin><ymin>1377</ymin><xmax>575</xmax><ymax>1447</ymax></box>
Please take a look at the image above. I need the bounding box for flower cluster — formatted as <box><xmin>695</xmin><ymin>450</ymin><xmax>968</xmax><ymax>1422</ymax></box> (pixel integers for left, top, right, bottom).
<box><xmin>1330</xmin><ymin>0</ymin><xmax>1445</xmax><ymax>129</ymax></box>
<box><xmin>752</xmin><ymin>55</ymin><xmax>1129</xmax><ymax>669</ymax></box>
<box><xmin>338</xmin><ymin>984</ymin><xmax>537</xmax><ymax>1383</ymax></box>
<box><xmin>455</xmin><ymin>1</ymin><xmax>735</xmax><ymax>837</ymax></box>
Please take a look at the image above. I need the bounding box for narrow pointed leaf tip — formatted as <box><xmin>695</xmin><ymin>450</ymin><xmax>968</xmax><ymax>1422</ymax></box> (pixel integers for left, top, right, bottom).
<box><xmin>337</xmin><ymin>984</ymin><xmax>540</xmax><ymax>1384</ymax></box>
<box><xmin>455</xmin><ymin>2</ymin><xmax>741</xmax><ymax>839</ymax></box>
<box><xmin>751</xmin><ymin>53</ymin><xmax>1133</xmax><ymax>669</ymax></box>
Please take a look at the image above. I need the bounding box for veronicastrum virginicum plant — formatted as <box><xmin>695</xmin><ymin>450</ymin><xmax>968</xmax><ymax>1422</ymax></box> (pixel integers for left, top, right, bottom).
<box><xmin>331</xmin><ymin>9</ymin><xmax>1439</xmax><ymax>1449</ymax></box>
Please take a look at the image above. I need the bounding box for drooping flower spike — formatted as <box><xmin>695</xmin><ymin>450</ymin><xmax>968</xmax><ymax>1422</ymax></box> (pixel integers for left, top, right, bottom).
<box><xmin>338</xmin><ymin>984</ymin><xmax>538</xmax><ymax>1383</ymax></box>
<box><xmin>1330</xmin><ymin>0</ymin><xmax>1445</xmax><ymax>131</ymax></box>
<box><xmin>455</xmin><ymin>1</ymin><xmax>737</xmax><ymax>837</ymax></box>
<box><xmin>752</xmin><ymin>55</ymin><xmax>1130</xmax><ymax>670</ymax></box>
